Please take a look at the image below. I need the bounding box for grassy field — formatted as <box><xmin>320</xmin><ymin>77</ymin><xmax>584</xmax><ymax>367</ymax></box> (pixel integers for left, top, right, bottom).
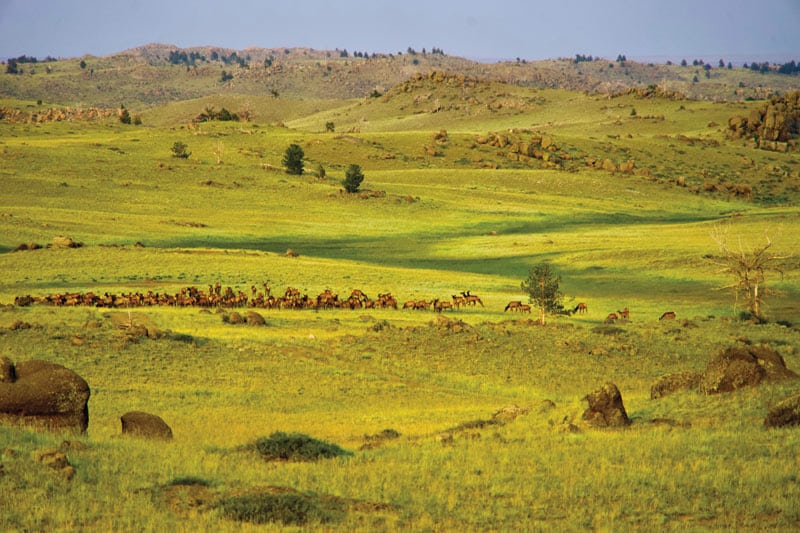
<box><xmin>1</xmin><ymin>68</ymin><xmax>800</xmax><ymax>530</ymax></box>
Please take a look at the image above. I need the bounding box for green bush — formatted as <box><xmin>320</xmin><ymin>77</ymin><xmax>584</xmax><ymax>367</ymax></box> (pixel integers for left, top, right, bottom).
<box><xmin>167</xmin><ymin>475</ymin><xmax>212</xmax><ymax>487</ymax></box>
<box><xmin>216</xmin><ymin>492</ymin><xmax>342</xmax><ymax>525</ymax></box>
<box><xmin>254</xmin><ymin>431</ymin><xmax>352</xmax><ymax>461</ymax></box>
<box><xmin>171</xmin><ymin>141</ymin><xmax>190</xmax><ymax>159</ymax></box>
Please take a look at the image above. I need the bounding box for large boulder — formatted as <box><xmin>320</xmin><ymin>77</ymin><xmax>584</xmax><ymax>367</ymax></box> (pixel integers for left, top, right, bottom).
<box><xmin>702</xmin><ymin>346</ymin><xmax>798</xmax><ymax>394</ymax></box>
<box><xmin>120</xmin><ymin>411</ymin><xmax>173</xmax><ymax>440</ymax></box>
<box><xmin>0</xmin><ymin>358</ymin><xmax>90</xmax><ymax>434</ymax></box>
<box><xmin>581</xmin><ymin>382</ymin><xmax>630</xmax><ymax>428</ymax></box>
<box><xmin>765</xmin><ymin>391</ymin><xmax>800</xmax><ymax>429</ymax></box>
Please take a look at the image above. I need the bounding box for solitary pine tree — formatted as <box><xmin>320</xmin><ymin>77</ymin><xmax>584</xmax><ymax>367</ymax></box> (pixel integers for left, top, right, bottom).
<box><xmin>282</xmin><ymin>144</ymin><xmax>304</xmax><ymax>175</ymax></box>
<box><xmin>342</xmin><ymin>164</ymin><xmax>364</xmax><ymax>193</ymax></box>
<box><xmin>521</xmin><ymin>262</ymin><xmax>564</xmax><ymax>325</ymax></box>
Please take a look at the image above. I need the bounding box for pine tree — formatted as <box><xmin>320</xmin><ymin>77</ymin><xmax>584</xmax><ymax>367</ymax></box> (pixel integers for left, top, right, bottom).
<box><xmin>282</xmin><ymin>144</ymin><xmax>304</xmax><ymax>175</ymax></box>
<box><xmin>342</xmin><ymin>164</ymin><xmax>364</xmax><ymax>193</ymax></box>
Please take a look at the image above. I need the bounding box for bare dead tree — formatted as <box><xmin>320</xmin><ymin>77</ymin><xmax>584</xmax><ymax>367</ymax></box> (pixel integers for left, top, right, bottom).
<box><xmin>709</xmin><ymin>223</ymin><xmax>789</xmax><ymax>321</ymax></box>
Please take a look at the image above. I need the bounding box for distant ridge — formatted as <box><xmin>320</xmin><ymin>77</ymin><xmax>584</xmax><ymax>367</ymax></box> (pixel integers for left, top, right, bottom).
<box><xmin>2</xmin><ymin>43</ymin><xmax>798</xmax><ymax>107</ymax></box>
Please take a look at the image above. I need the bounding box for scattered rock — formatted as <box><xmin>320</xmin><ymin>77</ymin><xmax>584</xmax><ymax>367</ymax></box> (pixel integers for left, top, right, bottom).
<box><xmin>581</xmin><ymin>382</ymin><xmax>630</xmax><ymax>428</ymax></box>
<box><xmin>223</xmin><ymin>312</ymin><xmax>244</xmax><ymax>325</ymax></box>
<box><xmin>650</xmin><ymin>371</ymin><xmax>703</xmax><ymax>399</ymax></box>
<box><xmin>33</xmin><ymin>448</ymin><xmax>76</xmax><ymax>480</ymax></box>
<box><xmin>12</xmin><ymin>243</ymin><xmax>42</xmax><ymax>252</ymax></box>
<box><xmin>491</xmin><ymin>404</ymin><xmax>530</xmax><ymax>423</ymax></box>
<box><xmin>120</xmin><ymin>411</ymin><xmax>173</xmax><ymax>440</ymax></box>
<box><xmin>765</xmin><ymin>391</ymin><xmax>800</xmax><ymax>429</ymax></box>
<box><xmin>50</xmin><ymin>235</ymin><xmax>83</xmax><ymax>249</ymax></box>
<box><xmin>359</xmin><ymin>428</ymin><xmax>401</xmax><ymax>450</ymax></box>
<box><xmin>0</xmin><ymin>359</ymin><xmax>90</xmax><ymax>434</ymax></box>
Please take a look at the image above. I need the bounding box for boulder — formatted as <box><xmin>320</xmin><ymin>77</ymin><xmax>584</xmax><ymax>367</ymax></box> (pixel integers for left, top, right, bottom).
<box><xmin>245</xmin><ymin>311</ymin><xmax>266</xmax><ymax>326</ymax></box>
<box><xmin>0</xmin><ymin>359</ymin><xmax>90</xmax><ymax>434</ymax></box>
<box><xmin>581</xmin><ymin>382</ymin><xmax>630</xmax><ymax>428</ymax></box>
<box><xmin>650</xmin><ymin>371</ymin><xmax>703</xmax><ymax>399</ymax></box>
<box><xmin>765</xmin><ymin>391</ymin><xmax>800</xmax><ymax>429</ymax></box>
<box><xmin>120</xmin><ymin>411</ymin><xmax>173</xmax><ymax>440</ymax></box>
<box><xmin>702</xmin><ymin>346</ymin><xmax>798</xmax><ymax>394</ymax></box>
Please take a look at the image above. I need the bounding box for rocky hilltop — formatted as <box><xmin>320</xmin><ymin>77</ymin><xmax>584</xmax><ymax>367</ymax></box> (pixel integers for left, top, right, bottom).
<box><xmin>1</xmin><ymin>44</ymin><xmax>798</xmax><ymax>107</ymax></box>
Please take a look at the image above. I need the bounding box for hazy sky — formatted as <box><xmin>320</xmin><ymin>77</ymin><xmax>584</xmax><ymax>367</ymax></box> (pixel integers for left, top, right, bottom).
<box><xmin>1</xmin><ymin>0</ymin><xmax>798</xmax><ymax>63</ymax></box>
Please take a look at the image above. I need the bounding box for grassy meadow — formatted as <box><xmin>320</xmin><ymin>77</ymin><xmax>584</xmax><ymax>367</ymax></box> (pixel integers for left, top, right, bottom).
<box><xmin>2</xmin><ymin>65</ymin><xmax>800</xmax><ymax>531</ymax></box>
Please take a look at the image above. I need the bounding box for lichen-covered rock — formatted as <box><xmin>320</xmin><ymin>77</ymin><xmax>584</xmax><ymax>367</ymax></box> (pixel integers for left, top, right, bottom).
<box><xmin>582</xmin><ymin>382</ymin><xmax>630</xmax><ymax>428</ymax></box>
<box><xmin>702</xmin><ymin>346</ymin><xmax>798</xmax><ymax>394</ymax></box>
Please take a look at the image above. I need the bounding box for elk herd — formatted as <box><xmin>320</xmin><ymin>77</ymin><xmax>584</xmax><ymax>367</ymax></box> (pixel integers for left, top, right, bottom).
<box><xmin>12</xmin><ymin>285</ymin><xmax>675</xmax><ymax>321</ymax></box>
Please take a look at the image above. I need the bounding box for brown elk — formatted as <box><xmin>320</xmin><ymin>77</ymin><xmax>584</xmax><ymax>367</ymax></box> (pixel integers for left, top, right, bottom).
<box><xmin>349</xmin><ymin>289</ymin><xmax>369</xmax><ymax>302</ymax></box>
<box><xmin>617</xmin><ymin>307</ymin><xmax>629</xmax><ymax>320</ymax></box>
<box><xmin>518</xmin><ymin>304</ymin><xmax>531</xmax><ymax>313</ymax></box>
<box><xmin>461</xmin><ymin>291</ymin><xmax>484</xmax><ymax>307</ymax></box>
<box><xmin>573</xmin><ymin>302</ymin><xmax>588</xmax><ymax>314</ymax></box>
<box><xmin>505</xmin><ymin>301</ymin><xmax>522</xmax><ymax>312</ymax></box>
<box><xmin>433</xmin><ymin>299</ymin><xmax>453</xmax><ymax>313</ymax></box>
<box><xmin>659</xmin><ymin>311</ymin><xmax>677</xmax><ymax>320</ymax></box>
<box><xmin>605</xmin><ymin>313</ymin><xmax>619</xmax><ymax>323</ymax></box>
<box><xmin>451</xmin><ymin>295</ymin><xmax>467</xmax><ymax>308</ymax></box>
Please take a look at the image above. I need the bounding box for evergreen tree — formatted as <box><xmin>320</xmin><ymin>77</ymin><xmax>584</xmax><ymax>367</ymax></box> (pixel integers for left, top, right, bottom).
<box><xmin>342</xmin><ymin>164</ymin><xmax>364</xmax><ymax>193</ymax></box>
<box><xmin>283</xmin><ymin>144</ymin><xmax>304</xmax><ymax>175</ymax></box>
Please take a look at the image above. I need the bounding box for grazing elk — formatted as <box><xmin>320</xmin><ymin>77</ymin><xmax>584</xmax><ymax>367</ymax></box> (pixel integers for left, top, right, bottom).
<box><xmin>659</xmin><ymin>311</ymin><xmax>677</xmax><ymax>320</ymax></box>
<box><xmin>452</xmin><ymin>295</ymin><xmax>467</xmax><ymax>308</ymax></box>
<box><xmin>505</xmin><ymin>301</ymin><xmax>523</xmax><ymax>312</ymax></box>
<box><xmin>573</xmin><ymin>302</ymin><xmax>588</xmax><ymax>315</ymax></box>
<box><xmin>433</xmin><ymin>299</ymin><xmax>453</xmax><ymax>313</ymax></box>
<box><xmin>461</xmin><ymin>291</ymin><xmax>484</xmax><ymax>307</ymax></box>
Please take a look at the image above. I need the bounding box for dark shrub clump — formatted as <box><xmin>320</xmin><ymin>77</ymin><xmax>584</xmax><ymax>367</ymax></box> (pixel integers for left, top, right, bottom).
<box><xmin>216</xmin><ymin>492</ymin><xmax>343</xmax><ymax>525</ymax></box>
<box><xmin>254</xmin><ymin>431</ymin><xmax>352</xmax><ymax>462</ymax></box>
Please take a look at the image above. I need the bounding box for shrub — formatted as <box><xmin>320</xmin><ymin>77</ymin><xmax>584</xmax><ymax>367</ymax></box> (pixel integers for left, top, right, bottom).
<box><xmin>167</xmin><ymin>476</ymin><xmax>212</xmax><ymax>487</ymax></box>
<box><xmin>254</xmin><ymin>431</ymin><xmax>351</xmax><ymax>461</ymax></box>
<box><xmin>215</xmin><ymin>492</ymin><xmax>343</xmax><ymax>525</ymax></box>
<box><xmin>171</xmin><ymin>141</ymin><xmax>191</xmax><ymax>159</ymax></box>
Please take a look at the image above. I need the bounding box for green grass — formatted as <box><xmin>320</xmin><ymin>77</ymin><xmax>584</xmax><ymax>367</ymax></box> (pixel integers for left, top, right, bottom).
<box><xmin>1</xmin><ymin>73</ymin><xmax>800</xmax><ymax>530</ymax></box>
